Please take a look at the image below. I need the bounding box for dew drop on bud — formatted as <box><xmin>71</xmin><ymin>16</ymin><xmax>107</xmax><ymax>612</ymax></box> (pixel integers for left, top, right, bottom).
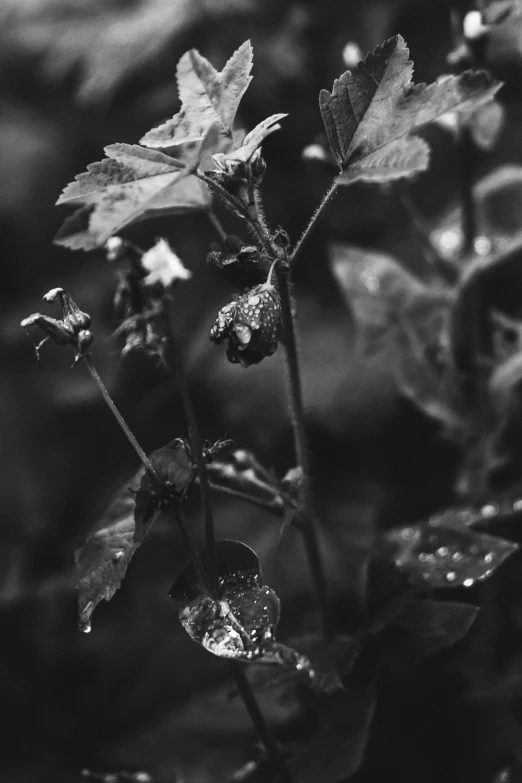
<box><xmin>78</xmin><ymin>620</ymin><xmax>92</xmax><ymax>634</ymax></box>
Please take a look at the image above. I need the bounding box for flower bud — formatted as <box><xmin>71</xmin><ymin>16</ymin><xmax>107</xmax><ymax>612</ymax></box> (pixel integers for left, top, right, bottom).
<box><xmin>209</xmin><ymin>283</ymin><xmax>281</xmax><ymax>367</ymax></box>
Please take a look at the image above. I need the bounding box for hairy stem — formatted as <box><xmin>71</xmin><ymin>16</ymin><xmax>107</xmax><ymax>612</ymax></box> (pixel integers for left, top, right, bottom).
<box><xmin>277</xmin><ymin>268</ymin><xmax>330</xmax><ymax>636</ymax></box>
<box><xmin>166</xmin><ymin>324</ymin><xmax>217</xmax><ymax>588</ymax></box>
<box><xmin>290</xmin><ymin>181</ymin><xmax>338</xmax><ymax>265</ymax></box>
<box><xmin>197</xmin><ymin>170</ymin><xmax>266</xmax><ymax>246</ymax></box>
<box><xmin>84</xmin><ymin>353</ymin><xmax>159</xmax><ymax>481</ymax></box>
<box><xmin>229</xmin><ymin>661</ymin><xmax>293</xmax><ymax>783</ymax></box>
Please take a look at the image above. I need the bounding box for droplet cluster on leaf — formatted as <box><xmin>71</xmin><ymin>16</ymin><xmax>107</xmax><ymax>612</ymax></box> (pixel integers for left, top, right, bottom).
<box><xmin>210</xmin><ymin>283</ymin><xmax>281</xmax><ymax>367</ymax></box>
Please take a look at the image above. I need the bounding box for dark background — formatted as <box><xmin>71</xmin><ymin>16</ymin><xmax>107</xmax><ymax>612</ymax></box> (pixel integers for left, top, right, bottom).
<box><xmin>2</xmin><ymin>1</ymin><xmax>522</xmax><ymax>781</ymax></box>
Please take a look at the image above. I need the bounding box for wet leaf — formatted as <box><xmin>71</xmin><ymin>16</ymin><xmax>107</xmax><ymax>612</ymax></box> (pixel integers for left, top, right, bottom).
<box><xmin>140</xmin><ymin>41</ymin><xmax>253</xmax><ymax>148</ymax></box>
<box><xmin>75</xmin><ymin>467</ymin><xmax>157</xmax><ymax>632</ymax></box>
<box><xmin>76</xmin><ymin>440</ymin><xmax>195</xmax><ymax>630</ymax></box>
<box><xmin>386</xmin><ymin>512</ymin><xmax>519</xmax><ymax>588</ymax></box>
<box><xmin>134</xmin><ymin>439</ymin><xmax>196</xmax><ymax>542</ymax></box>
<box><xmin>390</xmin><ymin>598</ymin><xmax>479</xmax><ymax>660</ymax></box>
<box><xmin>55</xmin><ymin>144</ymin><xmax>211</xmax><ymax>250</ymax></box>
<box><xmin>171</xmin><ymin>541</ymin><xmax>337</xmax><ymax>687</ymax></box>
<box><xmin>289</xmin><ymin>682</ymin><xmax>376</xmax><ymax>783</ymax></box>
<box><xmin>320</xmin><ymin>34</ymin><xmax>500</xmax><ymax>184</ymax></box>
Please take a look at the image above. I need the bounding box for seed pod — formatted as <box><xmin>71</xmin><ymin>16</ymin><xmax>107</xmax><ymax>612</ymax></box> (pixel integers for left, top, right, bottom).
<box><xmin>209</xmin><ymin>283</ymin><xmax>281</xmax><ymax>368</ymax></box>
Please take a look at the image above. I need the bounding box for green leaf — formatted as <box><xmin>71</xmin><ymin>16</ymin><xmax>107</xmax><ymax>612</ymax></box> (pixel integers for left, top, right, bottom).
<box><xmin>337</xmin><ymin>135</ymin><xmax>430</xmax><ymax>185</ymax></box>
<box><xmin>54</xmin><ymin>143</ymin><xmax>211</xmax><ymax>250</ymax></box>
<box><xmin>219</xmin><ymin>113</ymin><xmax>287</xmax><ymax>164</ymax></box>
<box><xmin>76</xmin><ymin>440</ymin><xmax>195</xmax><ymax>630</ymax></box>
<box><xmin>75</xmin><ymin>467</ymin><xmax>158</xmax><ymax>633</ymax></box>
<box><xmin>140</xmin><ymin>40</ymin><xmax>253</xmax><ymax>149</ymax></box>
<box><xmin>320</xmin><ymin>34</ymin><xmax>501</xmax><ymax>184</ymax></box>
<box><xmin>391</xmin><ymin>598</ymin><xmax>479</xmax><ymax>659</ymax></box>
<box><xmin>386</xmin><ymin>512</ymin><xmax>519</xmax><ymax>589</ymax></box>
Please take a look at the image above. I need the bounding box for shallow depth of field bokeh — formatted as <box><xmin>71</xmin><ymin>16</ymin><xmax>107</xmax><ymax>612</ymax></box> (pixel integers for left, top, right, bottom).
<box><xmin>4</xmin><ymin>1</ymin><xmax>522</xmax><ymax>782</ymax></box>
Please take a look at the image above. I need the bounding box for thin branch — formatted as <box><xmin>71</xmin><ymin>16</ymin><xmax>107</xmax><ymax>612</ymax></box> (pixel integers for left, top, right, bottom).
<box><xmin>276</xmin><ymin>267</ymin><xmax>330</xmax><ymax>637</ymax></box>
<box><xmin>290</xmin><ymin>181</ymin><xmax>338</xmax><ymax>265</ymax></box>
<box><xmin>165</xmin><ymin>325</ymin><xmax>217</xmax><ymax>588</ymax></box>
<box><xmin>207</xmin><ymin>481</ymin><xmax>286</xmax><ymax>516</ymax></box>
<box><xmin>229</xmin><ymin>661</ymin><xmax>293</xmax><ymax>783</ymax></box>
<box><xmin>84</xmin><ymin>353</ymin><xmax>159</xmax><ymax>481</ymax></box>
<box><xmin>196</xmin><ymin>169</ymin><xmax>266</xmax><ymax>246</ymax></box>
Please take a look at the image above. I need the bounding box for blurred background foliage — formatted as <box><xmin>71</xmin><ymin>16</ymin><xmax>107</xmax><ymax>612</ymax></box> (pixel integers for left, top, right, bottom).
<box><xmin>4</xmin><ymin>0</ymin><xmax>522</xmax><ymax>781</ymax></box>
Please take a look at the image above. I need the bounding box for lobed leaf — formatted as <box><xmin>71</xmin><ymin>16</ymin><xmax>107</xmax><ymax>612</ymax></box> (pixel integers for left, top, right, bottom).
<box><xmin>219</xmin><ymin>113</ymin><xmax>287</xmax><ymax>164</ymax></box>
<box><xmin>55</xmin><ymin>144</ymin><xmax>211</xmax><ymax>250</ymax></box>
<box><xmin>140</xmin><ymin>41</ymin><xmax>253</xmax><ymax>149</ymax></box>
<box><xmin>320</xmin><ymin>34</ymin><xmax>501</xmax><ymax>184</ymax></box>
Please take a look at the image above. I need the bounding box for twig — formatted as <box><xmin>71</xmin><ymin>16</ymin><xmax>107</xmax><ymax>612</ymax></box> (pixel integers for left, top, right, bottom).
<box><xmin>276</xmin><ymin>267</ymin><xmax>330</xmax><ymax>637</ymax></box>
<box><xmin>165</xmin><ymin>325</ymin><xmax>217</xmax><ymax>588</ymax></box>
<box><xmin>229</xmin><ymin>661</ymin><xmax>293</xmax><ymax>783</ymax></box>
<box><xmin>84</xmin><ymin>353</ymin><xmax>159</xmax><ymax>481</ymax></box>
<box><xmin>290</xmin><ymin>181</ymin><xmax>338</xmax><ymax>266</ymax></box>
<box><xmin>173</xmin><ymin>503</ymin><xmax>212</xmax><ymax>596</ymax></box>
<box><xmin>205</xmin><ymin>210</ymin><xmax>228</xmax><ymax>242</ymax></box>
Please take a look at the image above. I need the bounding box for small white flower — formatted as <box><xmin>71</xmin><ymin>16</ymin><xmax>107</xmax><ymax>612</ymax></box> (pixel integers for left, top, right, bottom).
<box><xmin>141</xmin><ymin>238</ymin><xmax>192</xmax><ymax>288</ymax></box>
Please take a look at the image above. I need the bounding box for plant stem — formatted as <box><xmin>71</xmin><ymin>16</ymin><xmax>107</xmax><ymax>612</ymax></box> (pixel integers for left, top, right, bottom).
<box><xmin>207</xmin><ymin>481</ymin><xmax>286</xmax><ymax>516</ymax></box>
<box><xmin>457</xmin><ymin>126</ymin><xmax>477</xmax><ymax>257</ymax></box>
<box><xmin>276</xmin><ymin>267</ymin><xmax>330</xmax><ymax>637</ymax></box>
<box><xmin>173</xmin><ymin>493</ymin><xmax>293</xmax><ymax>782</ymax></box>
<box><xmin>166</xmin><ymin>324</ymin><xmax>217</xmax><ymax>588</ymax></box>
<box><xmin>84</xmin><ymin>353</ymin><xmax>159</xmax><ymax>481</ymax></box>
<box><xmin>197</xmin><ymin>170</ymin><xmax>266</xmax><ymax>246</ymax></box>
<box><xmin>172</xmin><ymin>503</ymin><xmax>213</xmax><ymax>596</ymax></box>
<box><xmin>229</xmin><ymin>661</ymin><xmax>293</xmax><ymax>783</ymax></box>
<box><xmin>290</xmin><ymin>181</ymin><xmax>338</xmax><ymax>266</ymax></box>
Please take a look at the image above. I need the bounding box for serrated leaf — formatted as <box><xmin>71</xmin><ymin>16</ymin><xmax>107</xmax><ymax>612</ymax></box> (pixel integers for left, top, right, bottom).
<box><xmin>320</xmin><ymin>34</ymin><xmax>500</xmax><ymax>184</ymax></box>
<box><xmin>75</xmin><ymin>467</ymin><xmax>160</xmax><ymax>632</ymax></box>
<box><xmin>391</xmin><ymin>598</ymin><xmax>479</xmax><ymax>660</ymax></box>
<box><xmin>140</xmin><ymin>40</ymin><xmax>253</xmax><ymax>148</ymax></box>
<box><xmin>386</xmin><ymin>512</ymin><xmax>519</xmax><ymax>588</ymax></box>
<box><xmin>55</xmin><ymin>144</ymin><xmax>211</xmax><ymax>250</ymax></box>
<box><xmin>221</xmin><ymin>113</ymin><xmax>287</xmax><ymax>164</ymax></box>
<box><xmin>337</xmin><ymin>135</ymin><xmax>430</xmax><ymax>185</ymax></box>
<box><xmin>76</xmin><ymin>440</ymin><xmax>195</xmax><ymax>630</ymax></box>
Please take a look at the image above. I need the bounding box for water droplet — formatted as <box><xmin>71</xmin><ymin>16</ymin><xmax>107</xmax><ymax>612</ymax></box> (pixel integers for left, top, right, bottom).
<box><xmin>463</xmin><ymin>578</ymin><xmax>474</xmax><ymax>587</ymax></box>
<box><xmin>423</xmin><ymin>572</ymin><xmax>433</xmax><ymax>581</ymax></box>
<box><xmin>440</xmin><ymin>229</ymin><xmax>462</xmax><ymax>254</ymax></box>
<box><xmin>446</xmin><ymin>571</ymin><xmax>457</xmax><ymax>582</ymax></box>
<box><xmin>485</xmin><ymin>552</ymin><xmax>494</xmax><ymax>564</ymax></box>
<box><xmin>474</xmin><ymin>236</ymin><xmax>492</xmax><ymax>256</ymax></box>
<box><xmin>452</xmin><ymin>552</ymin><xmax>463</xmax><ymax>562</ymax></box>
<box><xmin>112</xmin><ymin>550</ymin><xmax>124</xmax><ymax>562</ymax></box>
<box><xmin>481</xmin><ymin>503</ymin><xmax>498</xmax><ymax>518</ymax></box>
<box><xmin>78</xmin><ymin>620</ymin><xmax>91</xmax><ymax>633</ymax></box>
<box><xmin>419</xmin><ymin>552</ymin><xmax>430</xmax><ymax>562</ymax></box>
<box><xmin>436</xmin><ymin>546</ymin><xmax>449</xmax><ymax>557</ymax></box>
<box><xmin>513</xmin><ymin>499</ymin><xmax>522</xmax><ymax>512</ymax></box>
<box><xmin>402</xmin><ymin>528</ymin><xmax>414</xmax><ymax>540</ymax></box>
